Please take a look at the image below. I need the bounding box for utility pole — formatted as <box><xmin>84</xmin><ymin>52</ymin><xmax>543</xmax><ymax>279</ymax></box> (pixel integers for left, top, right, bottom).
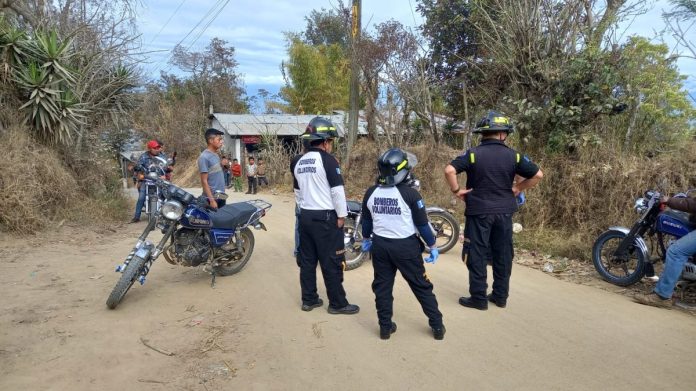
<box><xmin>346</xmin><ymin>0</ymin><xmax>361</xmax><ymax>165</ymax></box>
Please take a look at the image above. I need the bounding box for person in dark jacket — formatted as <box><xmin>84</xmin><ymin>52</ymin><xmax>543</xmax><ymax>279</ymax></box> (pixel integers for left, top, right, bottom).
<box><xmin>634</xmin><ymin>195</ymin><xmax>696</xmax><ymax>308</ymax></box>
<box><xmin>130</xmin><ymin>139</ymin><xmax>168</xmax><ymax>223</ymax></box>
<box><xmin>445</xmin><ymin>111</ymin><xmax>543</xmax><ymax>310</ymax></box>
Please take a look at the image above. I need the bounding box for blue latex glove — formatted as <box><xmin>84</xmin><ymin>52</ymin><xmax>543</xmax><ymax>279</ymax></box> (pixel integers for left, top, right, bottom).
<box><xmin>424</xmin><ymin>247</ymin><xmax>439</xmax><ymax>264</ymax></box>
<box><xmin>361</xmin><ymin>239</ymin><xmax>372</xmax><ymax>252</ymax></box>
<box><xmin>516</xmin><ymin>192</ymin><xmax>526</xmax><ymax>206</ymax></box>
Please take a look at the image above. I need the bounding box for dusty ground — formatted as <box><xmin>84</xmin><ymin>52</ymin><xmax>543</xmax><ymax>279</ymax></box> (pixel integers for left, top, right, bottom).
<box><xmin>1</xmin><ymin>191</ymin><xmax>696</xmax><ymax>391</ymax></box>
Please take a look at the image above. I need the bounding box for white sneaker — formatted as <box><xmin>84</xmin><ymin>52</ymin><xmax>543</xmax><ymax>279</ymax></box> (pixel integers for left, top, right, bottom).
<box><xmin>643</xmin><ymin>275</ymin><xmax>659</xmax><ymax>283</ymax></box>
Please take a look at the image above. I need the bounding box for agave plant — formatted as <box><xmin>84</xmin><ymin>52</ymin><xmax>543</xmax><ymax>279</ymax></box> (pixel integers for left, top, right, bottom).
<box><xmin>27</xmin><ymin>30</ymin><xmax>76</xmax><ymax>84</ymax></box>
<box><xmin>15</xmin><ymin>61</ymin><xmax>83</xmax><ymax>144</ymax></box>
<box><xmin>0</xmin><ymin>18</ymin><xmax>28</xmax><ymax>81</ymax></box>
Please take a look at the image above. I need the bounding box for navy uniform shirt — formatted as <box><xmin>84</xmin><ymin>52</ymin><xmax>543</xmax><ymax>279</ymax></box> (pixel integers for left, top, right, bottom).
<box><xmin>450</xmin><ymin>139</ymin><xmax>539</xmax><ymax>216</ymax></box>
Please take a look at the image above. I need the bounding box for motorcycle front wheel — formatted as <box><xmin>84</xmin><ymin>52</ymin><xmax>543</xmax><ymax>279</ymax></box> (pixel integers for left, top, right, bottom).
<box><xmin>592</xmin><ymin>230</ymin><xmax>647</xmax><ymax>286</ymax></box>
<box><xmin>425</xmin><ymin>210</ymin><xmax>460</xmax><ymax>254</ymax></box>
<box><xmin>147</xmin><ymin>198</ymin><xmax>158</xmax><ymax>225</ymax></box>
<box><xmin>343</xmin><ymin>218</ymin><xmax>366</xmax><ymax>271</ymax></box>
<box><xmin>215</xmin><ymin>227</ymin><xmax>255</xmax><ymax>276</ymax></box>
<box><xmin>106</xmin><ymin>255</ymin><xmax>146</xmax><ymax>309</ymax></box>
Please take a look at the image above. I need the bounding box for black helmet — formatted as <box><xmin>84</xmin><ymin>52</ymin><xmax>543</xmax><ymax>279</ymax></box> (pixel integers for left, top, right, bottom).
<box><xmin>304</xmin><ymin>116</ymin><xmax>338</xmax><ymax>140</ymax></box>
<box><xmin>473</xmin><ymin>111</ymin><xmax>514</xmax><ymax>134</ymax></box>
<box><xmin>299</xmin><ymin>132</ymin><xmax>312</xmax><ymax>150</ymax></box>
<box><xmin>377</xmin><ymin>148</ymin><xmax>418</xmax><ymax>187</ymax></box>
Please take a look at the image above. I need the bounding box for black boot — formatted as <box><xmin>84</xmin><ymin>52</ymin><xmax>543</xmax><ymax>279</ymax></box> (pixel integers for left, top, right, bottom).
<box><xmin>432</xmin><ymin>325</ymin><xmax>446</xmax><ymax>340</ymax></box>
<box><xmin>380</xmin><ymin>322</ymin><xmax>397</xmax><ymax>340</ymax></box>
<box><xmin>459</xmin><ymin>296</ymin><xmax>488</xmax><ymax>310</ymax></box>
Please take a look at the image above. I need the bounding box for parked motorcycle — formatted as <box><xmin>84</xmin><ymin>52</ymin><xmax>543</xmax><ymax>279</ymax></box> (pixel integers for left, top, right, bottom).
<box><xmin>592</xmin><ymin>189</ymin><xmax>696</xmax><ymax>299</ymax></box>
<box><xmin>106</xmin><ymin>173</ymin><xmax>271</xmax><ymax>309</ymax></box>
<box><xmin>342</xmin><ymin>177</ymin><xmax>460</xmax><ymax>271</ymax></box>
<box><xmin>136</xmin><ymin>155</ymin><xmax>172</xmax><ymax>224</ymax></box>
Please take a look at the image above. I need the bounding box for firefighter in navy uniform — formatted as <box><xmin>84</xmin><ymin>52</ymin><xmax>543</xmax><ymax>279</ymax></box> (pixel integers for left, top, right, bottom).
<box><xmin>291</xmin><ymin>117</ymin><xmax>359</xmax><ymax>315</ymax></box>
<box><xmin>445</xmin><ymin>111</ymin><xmax>543</xmax><ymax>310</ymax></box>
<box><xmin>361</xmin><ymin>148</ymin><xmax>445</xmax><ymax>340</ymax></box>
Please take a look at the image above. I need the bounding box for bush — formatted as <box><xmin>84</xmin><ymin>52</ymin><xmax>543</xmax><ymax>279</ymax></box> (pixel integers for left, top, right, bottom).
<box><xmin>0</xmin><ymin>126</ymin><xmax>128</xmax><ymax>233</ymax></box>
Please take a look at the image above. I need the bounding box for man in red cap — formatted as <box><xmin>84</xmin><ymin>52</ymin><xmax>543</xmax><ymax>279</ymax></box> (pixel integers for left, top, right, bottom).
<box><xmin>130</xmin><ymin>140</ymin><xmax>167</xmax><ymax>223</ymax></box>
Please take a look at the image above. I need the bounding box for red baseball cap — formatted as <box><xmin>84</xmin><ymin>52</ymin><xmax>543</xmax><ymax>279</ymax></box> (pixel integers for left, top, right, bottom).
<box><xmin>146</xmin><ymin>140</ymin><xmax>161</xmax><ymax>149</ymax></box>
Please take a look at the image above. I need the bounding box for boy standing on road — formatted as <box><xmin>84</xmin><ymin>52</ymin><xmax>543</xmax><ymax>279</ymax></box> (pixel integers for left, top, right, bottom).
<box><xmin>256</xmin><ymin>158</ymin><xmax>269</xmax><ymax>188</ymax></box>
<box><xmin>246</xmin><ymin>157</ymin><xmax>257</xmax><ymax>194</ymax></box>
<box><xmin>231</xmin><ymin>158</ymin><xmax>243</xmax><ymax>192</ymax></box>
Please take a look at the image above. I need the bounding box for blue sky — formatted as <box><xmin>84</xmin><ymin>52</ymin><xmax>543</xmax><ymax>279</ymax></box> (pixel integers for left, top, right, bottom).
<box><xmin>136</xmin><ymin>0</ymin><xmax>695</xmax><ymax>106</ymax></box>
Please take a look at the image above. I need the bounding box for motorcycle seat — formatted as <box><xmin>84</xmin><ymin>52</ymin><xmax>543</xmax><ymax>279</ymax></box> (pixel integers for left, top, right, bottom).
<box><xmin>662</xmin><ymin>209</ymin><xmax>696</xmax><ymax>230</ymax></box>
<box><xmin>347</xmin><ymin>200</ymin><xmax>361</xmax><ymax>213</ymax></box>
<box><xmin>210</xmin><ymin>202</ymin><xmax>258</xmax><ymax>229</ymax></box>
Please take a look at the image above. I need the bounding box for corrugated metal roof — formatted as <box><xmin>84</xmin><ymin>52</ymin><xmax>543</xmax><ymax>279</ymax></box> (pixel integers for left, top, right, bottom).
<box><xmin>211</xmin><ymin>113</ymin><xmax>370</xmax><ymax>136</ymax></box>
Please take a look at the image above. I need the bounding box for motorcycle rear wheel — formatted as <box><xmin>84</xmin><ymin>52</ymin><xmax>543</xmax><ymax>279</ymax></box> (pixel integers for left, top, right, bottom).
<box><xmin>425</xmin><ymin>210</ymin><xmax>460</xmax><ymax>254</ymax></box>
<box><xmin>344</xmin><ymin>218</ymin><xmax>366</xmax><ymax>271</ymax></box>
<box><xmin>106</xmin><ymin>255</ymin><xmax>146</xmax><ymax>309</ymax></box>
<box><xmin>592</xmin><ymin>230</ymin><xmax>646</xmax><ymax>286</ymax></box>
<box><xmin>214</xmin><ymin>228</ymin><xmax>255</xmax><ymax>276</ymax></box>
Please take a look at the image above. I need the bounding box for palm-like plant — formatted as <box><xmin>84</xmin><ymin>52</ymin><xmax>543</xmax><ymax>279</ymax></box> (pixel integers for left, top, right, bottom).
<box><xmin>7</xmin><ymin>25</ymin><xmax>85</xmax><ymax>145</ymax></box>
<box><xmin>29</xmin><ymin>30</ymin><xmax>76</xmax><ymax>84</ymax></box>
<box><xmin>0</xmin><ymin>20</ymin><xmax>28</xmax><ymax>82</ymax></box>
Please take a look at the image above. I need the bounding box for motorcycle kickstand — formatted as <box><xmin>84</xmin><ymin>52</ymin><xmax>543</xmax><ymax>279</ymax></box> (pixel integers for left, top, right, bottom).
<box><xmin>210</xmin><ymin>269</ymin><xmax>216</xmax><ymax>288</ymax></box>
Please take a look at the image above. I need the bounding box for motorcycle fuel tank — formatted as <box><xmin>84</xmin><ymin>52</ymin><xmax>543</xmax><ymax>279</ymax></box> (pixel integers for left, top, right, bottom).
<box><xmin>656</xmin><ymin>212</ymin><xmax>692</xmax><ymax>238</ymax></box>
<box><xmin>181</xmin><ymin>205</ymin><xmax>213</xmax><ymax>229</ymax></box>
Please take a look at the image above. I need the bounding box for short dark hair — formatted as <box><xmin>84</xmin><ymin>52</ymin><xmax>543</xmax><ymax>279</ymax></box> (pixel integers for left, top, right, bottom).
<box><xmin>233</xmin><ymin>158</ymin><xmax>238</xmax><ymax>162</ymax></box>
<box><xmin>204</xmin><ymin>128</ymin><xmax>224</xmax><ymax>142</ymax></box>
<box><xmin>248</xmin><ymin>156</ymin><xmax>254</xmax><ymax>160</ymax></box>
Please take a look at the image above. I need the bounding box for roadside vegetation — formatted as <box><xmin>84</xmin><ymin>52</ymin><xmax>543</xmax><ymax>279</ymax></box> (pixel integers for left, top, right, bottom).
<box><xmin>1</xmin><ymin>0</ymin><xmax>695</xmax><ymax>263</ymax></box>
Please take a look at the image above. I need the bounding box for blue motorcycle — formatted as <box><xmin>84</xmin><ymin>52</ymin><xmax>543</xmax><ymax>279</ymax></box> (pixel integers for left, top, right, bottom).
<box><xmin>592</xmin><ymin>190</ymin><xmax>696</xmax><ymax>290</ymax></box>
<box><xmin>107</xmin><ymin>173</ymin><xmax>272</xmax><ymax>309</ymax></box>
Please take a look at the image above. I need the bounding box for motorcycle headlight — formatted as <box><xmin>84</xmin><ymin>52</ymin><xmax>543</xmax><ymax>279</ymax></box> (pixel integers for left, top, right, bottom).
<box><xmin>634</xmin><ymin>197</ymin><xmax>647</xmax><ymax>214</ymax></box>
<box><xmin>161</xmin><ymin>200</ymin><xmax>184</xmax><ymax>220</ymax></box>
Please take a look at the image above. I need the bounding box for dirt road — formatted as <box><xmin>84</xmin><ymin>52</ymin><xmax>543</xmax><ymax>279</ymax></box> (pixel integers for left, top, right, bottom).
<box><xmin>1</xmin><ymin>192</ymin><xmax>695</xmax><ymax>390</ymax></box>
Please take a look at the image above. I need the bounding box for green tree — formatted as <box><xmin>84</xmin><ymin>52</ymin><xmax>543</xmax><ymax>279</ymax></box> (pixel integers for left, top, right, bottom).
<box><xmin>302</xmin><ymin>0</ymin><xmax>351</xmax><ymax>48</ymax></box>
<box><xmin>417</xmin><ymin>0</ymin><xmax>480</xmax><ymax>121</ymax></box>
<box><xmin>614</xmin><ymin>37</ymin><xmax>695</xmax><ymax>149</ymax></box>
<box><xmin>280</xmin><ymin>36</ymin><xmax>350</xmax><ymax>114</ymax></box>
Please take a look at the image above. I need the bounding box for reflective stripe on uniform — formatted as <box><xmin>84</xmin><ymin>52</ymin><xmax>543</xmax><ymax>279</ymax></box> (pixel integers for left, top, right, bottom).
<box><xmin>470</xmin><ymin>152</ymin><xmax>475</xmax><ymax>164</ymax></box>
<box><xmin>516</xmin><ymin>153</ymin><xmax>520</xmax><ymax>163</ymax></box>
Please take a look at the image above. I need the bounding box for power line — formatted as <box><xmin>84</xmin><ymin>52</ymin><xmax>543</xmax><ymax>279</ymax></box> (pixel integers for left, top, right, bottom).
<box><xmin>152</xmin><ymin>0</ymin><xmax>229</xmax><ymax>76</ymax></box>
<box><xmin>185</xmin><ymin>0</ymin><xmax>231</xmax><ymax>51</ymax></box>
<box><xmin>149</xmin><ymin>0</ymin><xmax>188</xmax><ymax>44</ymax></box>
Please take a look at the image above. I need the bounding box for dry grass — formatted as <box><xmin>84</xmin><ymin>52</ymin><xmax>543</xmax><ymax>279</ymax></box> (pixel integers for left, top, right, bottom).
<box><xmin>344</xmin><ymin>138</ymin><xmax>696</xmax><ymax>261</ymax></box>
<box><xmin>172</xmin><ymin>158</ymin><xmax>202</xmax><ymax>188</ymax></box>
<box><xmin>343</xmin><ymin>139</ymin><xmax>465</xmax><ymax>215</ymax></box>
<box><xmin>515</xmin><ymin>143</ymin><xmax>696</xmax><ymax>259</ymax></box>
<box><xmin>0</xmin><ymin>126</ymin><xmax>128</xmax><ymax>233</ymax></box>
